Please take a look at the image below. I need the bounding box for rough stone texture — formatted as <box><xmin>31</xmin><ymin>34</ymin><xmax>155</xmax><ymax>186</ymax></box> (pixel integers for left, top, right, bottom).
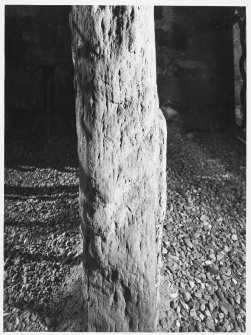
<box><xmin>70</xmin><ymin>5</ymin><xmax>167</xmax><ymax>332</ymax></box>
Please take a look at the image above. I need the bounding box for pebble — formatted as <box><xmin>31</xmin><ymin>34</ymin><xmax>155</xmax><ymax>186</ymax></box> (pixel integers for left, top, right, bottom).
<box><xmin>194</xmin><ymin>291</ymin><xmax>202</xmax><ymax>299</ymax></box>
<box><xmin>205</xmin><ymin>318</ymin><xmax>215</xmax><ymax>331</ymax></box>
<box><xmin>189</xmin><ymin>280</ymin><xmax>195</xmax><ymax>289</ymax></box>
<box><xmin>4</xmin><ymin>294</ymin><xmax>9</xmax><ymax>303</ymax></box>
<box><xmin>229</xmin><ymin>310</ymin><xmax>236</xmax><ymax>320</ymax></box>
<box><xmin>236</xmin><ymin>294</ymin><xmax>241</xmax><ymax>304</ymax></box>
<box><xmin>219</xmin><ymin>301</ymin><xmax>232</xmax><ymax>313</ymax></box>
<box><xmin>180</xmin><ymin>301</ymin><xmax>189</xmax><ymax>311</ymax></box>
<box><xmin>208</xmin><ymin>265</ymin><xmax>220</xmax><ymax>275</ymax></box>
<box><xmin>196</xmin><ymin>323</ymin><xmax>202</xmax><ymax>331</ymax></box>
<box><xmin>223</xmin><ymin>320</ymin><xmax>231</xmax><ymax>331</ymax></box>
<box><xmin>200</xmin><ymin>303</ymin><xmax>205</xmax><ymax>312</ymax></box>
<box><xmin>181</xmin><ymin>325</ymin><xmax>189</xmax><ymax>332</ymax></box>
<box><xmin>220</xmin><ymin>306</ymin><xmax>228</xmax><ymax>316</ymax></box>
<box><xmin>231</xmin><ymin>234</ymin><xmax>238</xmax><ymax>241</ymax></box>
<box><xmin>218</xmin><ymin>312</ymin><xmax>224</xmax><ymax>319</ymax></box>
<box><xmin>241</xmin><ymin>323</ymin><xmax>246</xmax><ymax>332</ymax></box>
<box><xmin>188</xmin><ymin>324</ymin><xmax>196</xmax><ymax>332</ymax></box>
<box><xmin>203</xmin><ymin>220</ymin><xmax>209</xmax><ymax>227</ymax></box>
<box><xmin>170</xmin><ymin>292</ymin><xmax>178</xmax><ymax>299</ymax></box>
<box><xmin>240</xmin><ymin>254</ymin><xmax>246</xmax><ymax>263</ymax></box>
<box><xmin>186</xmin><ymin>132</ymin><xmax>194</xmax><ymax>139</ymax></box>
<box><xmin>209</xmin><ymin>253</ymin><xmax>216</xmax><ymax>260</ymax></box>
<box><xmin>184</xmin><ymin>237</ymin><xmax>193</xmax><ymax>249</ymax></box>
<box><xmin>14</xmin><ymin>258</ymin><xmax>20</xmax><ymax>265</ymax></box>
<box><xmin>189</xmin><ymin>309</ymin><xmax>197</xmax><ymax>318</ymax></box>
<box><xmin>45</xmin><ymin>316</ymin><xmax>57</xmax><ymax>327</ymax></box>
<box><xmin>59</xmin><ymin>248</ymin><xmax>67</xmax><ymax>256</ymax></box>
<box><xmin>240</xmin><ymin>301</ymin><xmax>246</xmax><ymax>310</ymax></box>
<box><xmin>200</xmin><ymin>214</ymin><xmax>208</xmax><ymax>222</ymax></box>
<box><xmin>162</xmin><ymin>247</ymin><xmax>168</xmax><ymax>255</ymax></box>
<box><xmin>216</xmin><ymin>325</ymin><xmax>225</xmax><ymax>331</ymax></box>
<box><xmin>216</xmin><ymin>289</ymin><xmax>224</xmax><ymax>301</ymax></box>
<box><xmin>234</xmin><ymin>327</ymin><xmax>241</xmax><ymax>332</ymax></box>
<box><xmin>183</xmin><ymin>291</ymin><xmax>191</xmax><ymax>302</ymax></box>
<box><xmin>6</xmin><ymin>322</ymin><xmax>12</xmax><ymax>331</ymax></box>
<box><xmin>25</xmin><ymin>283</ymin><xmax>31</xmax><ymax>290</ymax></box>
<box><xmin>159</xmin><ymin>318</ymin><xmax>167</xmax><ymax>328</ymax></box>
<box><xmin>175</xmin><ymin>320</ymin><xmax>180</xmax><ymax>328</ymax></box>
<box><xmin>217</xmin><ymin>252</ymin><xmax>225</xmax><ymax>261</ymax></box>
<box><xmin>23</xmin><ymin>311</ymin><xmax>31</xmax><ymax>320</ymax></box>
<box><xmin>208</xmin><ymin>301</ymin><xmax>214</xmax><ymax>312</ymax></box>
<box><xmin>163</xmin><ymin>240</ymin><xmax>170</xmax><ymax>247</ymax></box>
<box><xmin>170</xmin><ymin>300</ymin><xmax>177</xmax><ymax>309</ymax></box>
<box><xmin>179</xmin><ymin>282</ymin><xmax>186</xmax><ymax>290</ymax></box>
<box><xmin>204</xmin><ymin>309</ymin><xmax>211</xmax><ymax>317</ymax></box>
<box><xmin>232</xmin><ymin>278</ymin><xmax>237</xmax><ymax>285</ymax></box>
<box><xmin>224</xmin><ymin>267</ymin><xmax>231</xmax><ymax>276</ymax></box>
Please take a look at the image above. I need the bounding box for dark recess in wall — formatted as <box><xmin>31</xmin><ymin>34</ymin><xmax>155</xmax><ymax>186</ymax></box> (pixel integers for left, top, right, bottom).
<box><xmin>154</xmin><ymin>7</ymin><xmax>163</xmax><ymax>20</ymax></box>
<box><xmin>154</xmin><ymin>6</ymin><xmax>244</xmax><ymax>130</ymax></box>
<box><xmin>5</xmin><ymin>5</ymin><xmax>74</xmax><ymax>140</ymax></box>
<box><xmin>155</xmin><ymin>23</ymin><xmax>187</xmax><ymax>49</ymax></box>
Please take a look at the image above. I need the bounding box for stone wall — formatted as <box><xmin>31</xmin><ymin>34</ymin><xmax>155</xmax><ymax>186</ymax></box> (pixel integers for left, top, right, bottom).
<box><xmin>5</xmin><ymin>6</ymin><xmax>241</xmax><ymax>137</ymax></box>
<box><xmin>5</xmin><ymin>5</ymin><xmax>74</xmax><ymax>138</ymax></box>
<box><xmin>154</xmin><ymin>6</ymin><xmax>236</xmax><ymax>129</ymax></box>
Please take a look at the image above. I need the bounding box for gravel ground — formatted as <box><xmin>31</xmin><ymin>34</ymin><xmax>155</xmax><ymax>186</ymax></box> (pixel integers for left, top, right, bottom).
<box><xmin>4</xmin><ymin>124</ymin><xmax>246</xmax><ymax>332</ymax></box>
<box><xmin>158</xmin><ymin>124</ymin><xmax>246</xmax><ymax>332</ymax></box>
<box><xmin>4</xmin><ymin>136</ymin><xmax>82</xmax><ymax>331</ymax></box>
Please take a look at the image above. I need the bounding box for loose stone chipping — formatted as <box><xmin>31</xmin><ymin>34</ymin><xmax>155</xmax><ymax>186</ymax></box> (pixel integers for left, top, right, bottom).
<box><xmin>70</xmin><ymin>6</ymin><xmax>167</xmax><ymax>332</ymax></box>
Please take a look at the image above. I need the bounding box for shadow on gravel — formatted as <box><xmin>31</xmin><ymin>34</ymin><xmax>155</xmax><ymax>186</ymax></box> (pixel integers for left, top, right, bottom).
<box><xmin>167</xmin><ymin>127</ymin><xmax>245</xmax><ymax>182</ymax></box>
<box><xmin>4</xmin><ymin>217</ymin><xmax>76</xmax><ymax>229</ymax></box>
<box><xmin>5</xmin><ymin>135</ymin><xmax>78</xmax><ymax>170</ymax></box>
<box><xmin>4</xmin><ymin>184</ymin><xmax>78</xmax><ymax>201</ymax></box>
<box><xmin>4</xmin><ymin>135</ymin><xmax>88</xmax><ymax>331</ymax></box>
<box><xmin>190</xmin><ymin>131</ymin><xmax>245</xmax><ymax>166</ymax></box>
<box><xmin>5</xmin><ymin>245</ymin><xmax>82</xmax><ymax>266</ymax></box>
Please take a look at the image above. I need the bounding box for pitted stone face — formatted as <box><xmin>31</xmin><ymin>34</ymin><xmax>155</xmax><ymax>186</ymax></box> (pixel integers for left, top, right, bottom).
<box><xmin>71</xmin><ymin>5</ymin><xmax>167</xmax><ymax>331</ymax></box>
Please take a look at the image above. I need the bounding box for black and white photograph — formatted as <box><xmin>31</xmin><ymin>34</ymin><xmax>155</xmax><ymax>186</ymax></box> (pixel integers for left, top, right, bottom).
<box><xmin>3</xmin><ymin>2</ymin><xmax>247</xmax><ymax>332</ymax></box>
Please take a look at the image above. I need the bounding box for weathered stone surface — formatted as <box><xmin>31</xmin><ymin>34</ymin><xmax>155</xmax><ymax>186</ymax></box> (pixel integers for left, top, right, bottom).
<box><xmin>70</xmin><ymin>5</ymin><xmax>167</xmax><ymax>332</ymax></box>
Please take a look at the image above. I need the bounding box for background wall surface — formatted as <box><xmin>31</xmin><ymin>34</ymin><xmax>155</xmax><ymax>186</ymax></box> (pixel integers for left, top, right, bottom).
<box><xmin>5</xmin><ymin>5</ymin><xmax>74</xmax><ymax>138</ymax></box>
<box><xmin>5</xmin><ymin>6</ymin><xmax>243</xmax><ymax>137</ymax></box>
<box><xmin>154</xmin><ymin>6</ymin><xmax>236</xmax><ymax>129</ymax></box>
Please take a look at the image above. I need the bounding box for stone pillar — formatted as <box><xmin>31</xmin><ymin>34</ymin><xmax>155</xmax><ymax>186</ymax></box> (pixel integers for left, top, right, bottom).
<box><xmin>70</xmin><ymin>6</ymin><xmax>167</xmax><ymax>331</ymax></box>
